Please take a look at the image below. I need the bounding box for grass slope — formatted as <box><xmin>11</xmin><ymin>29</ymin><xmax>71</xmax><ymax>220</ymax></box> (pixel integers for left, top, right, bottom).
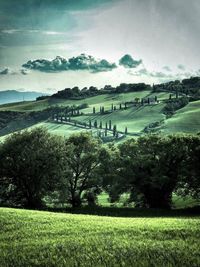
<box><xmin>0</xmin><ymin>208</ymin><xmax>199</xmax><ymax>267</ymax></box>
<box><xmin>0</xmin><ymin>91</ymin><xmax>200</xmax><ymax>140</ymax></box>
<box><xmin>164</xmin><ymin>100</ymin><xmax>200</xmax><ymax>134</ymax></box>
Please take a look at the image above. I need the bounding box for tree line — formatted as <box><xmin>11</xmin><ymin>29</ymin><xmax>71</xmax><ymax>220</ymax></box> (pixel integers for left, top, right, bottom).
<box><xmin>37</xmin><ymin>76</ymin><xmax>200</xmax><ymax>102</ymax></box>
<box><xmin>0</xmin><ymin>128</ymin><xmax>199</xmax><ymax>209</ymax></box>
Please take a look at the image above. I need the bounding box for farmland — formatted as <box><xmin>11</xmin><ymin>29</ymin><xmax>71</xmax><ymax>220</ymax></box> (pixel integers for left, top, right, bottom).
<box><xmin>0</xmin><ymin>89</ymin><xmax>199</xmax><ymax>142</ymax></box>
<box><xmin>0</xmin><ymin>208</ymin><xmax>199</xmax><ymax>267</ymax></box>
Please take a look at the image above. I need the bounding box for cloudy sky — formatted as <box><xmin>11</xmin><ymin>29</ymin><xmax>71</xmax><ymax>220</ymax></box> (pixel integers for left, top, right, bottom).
<box><xmin>0</xmin><ymin>0</ymin><xmax>200</xmax><ymax>92</ymax></box>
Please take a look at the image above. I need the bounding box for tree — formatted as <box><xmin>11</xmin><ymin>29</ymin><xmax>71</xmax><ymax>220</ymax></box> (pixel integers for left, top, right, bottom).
<box><xmin>113</xmin><ymin>125</ymin><xmax>117</xmax><ymax>137</ymax></box>
<box><xmin>94</xmin><ymin>120</ymin><xmax>98</xmax><ymax>128</ymax></box>
<box><xmin>0</xmin><ymin>128</ymin><xmax>64</xmax><ymax>208</ymax></box>
<box><xmin>118</xmin><ymin>135</ymin><xmax>190</xmax><ymax>209</ymax></box>
<box><xmin>62</xmin><ymin>133</ymin><xmax>103</xmax><ymax>207</ymax></box>
<box><xmin>176</xmin><ymin>134</ymin><xmax>200</xmax><ymax>199</ymax></box>
<box><xmin>125</xmin><ymin>127</ymin><xmax>128</xmax><ymax>134</ymax></box>
<box><xmin>93</xmin><ymin>107</ymin><xmax>96</xmax><ymax>114</ymax></box>
<box><xmin>135</xmin><ymin>97</ymin><xmax>140</xmax><ymax>105</ymax></box>
<box><xmin>109</xmin><ymin>120</ymin><xmax>112</xmax><ymax>130</ymax></box>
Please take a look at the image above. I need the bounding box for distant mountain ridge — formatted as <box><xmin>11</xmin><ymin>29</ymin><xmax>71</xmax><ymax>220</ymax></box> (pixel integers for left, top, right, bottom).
<box><xmin>0</xmin><ymin>90</ymin><xmax>47</xmax><ymax>105</ymax></box>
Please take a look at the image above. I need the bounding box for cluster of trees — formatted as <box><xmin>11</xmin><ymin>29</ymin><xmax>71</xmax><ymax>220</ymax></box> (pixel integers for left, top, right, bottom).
<box><xmin>163</xmin><ymin>97</ymin><xmax>189</xmax><ymax>116</ymax></box>
<box><xmin>51</xmin><ymin>83</ymin><xmax>151</xmax><ymax>100</ymax></box>
<box><xmin>0</xmin><ymin>128</ymin><xmax>199</xmax><ymax>209</ymax></box>
<box><xmin>153</xmin><ymin>77</ymin><xmax>200</xmax><ymax>100</ymax></box>
<box><xmin>44</xmin><ymin>76</ymin><xmax>200</xmax><ymax>102</ymax></box>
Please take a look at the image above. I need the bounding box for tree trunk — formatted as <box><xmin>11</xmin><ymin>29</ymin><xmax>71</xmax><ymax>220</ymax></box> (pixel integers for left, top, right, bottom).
<box><xmin>144</xmin><ymin>189</ymin><xmax>172</xmax><ymax>209</ymax></box>
<box><xmin>71</xmin><ymin>194</ymin><xmax>82</xmax><ymax>208</ymax></box>
<box><xmin>25</xmin><ymin>195</ymin><xmax>44</xmax><ymax>209</ymax></box>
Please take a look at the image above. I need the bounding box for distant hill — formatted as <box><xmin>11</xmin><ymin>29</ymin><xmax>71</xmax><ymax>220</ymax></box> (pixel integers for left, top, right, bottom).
<box><xmin>0</xmin><ymin>90</ymin><xmax>47</xmax><ymax>105</ymax></box>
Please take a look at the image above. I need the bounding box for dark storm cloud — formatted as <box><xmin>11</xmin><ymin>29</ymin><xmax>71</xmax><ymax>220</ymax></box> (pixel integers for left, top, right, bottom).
<box><xmin>22</xmin><ymin>54</ymin><xmax>117</xmax><ymax>73</ymax></box>
<box><xmin>119</xmin><ymin>54</ymin><xmax>142</xmax><ymax>68</ymax></box>
<box><xmin>0</xmin><ymin>67</ymin><xmax>15</xmax><ymax>75</ymax></box>
<box><xmin>0</xmin><ymin>0</ymin><xmax>114</xmax><ymax>46</ymax></box>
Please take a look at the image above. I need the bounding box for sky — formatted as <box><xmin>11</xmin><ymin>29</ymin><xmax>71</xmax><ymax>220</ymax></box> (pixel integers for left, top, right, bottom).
<box><xmin>0</xmin><ymin>0</ymin><xmax>200</xmax><ymax>92</ymax></box>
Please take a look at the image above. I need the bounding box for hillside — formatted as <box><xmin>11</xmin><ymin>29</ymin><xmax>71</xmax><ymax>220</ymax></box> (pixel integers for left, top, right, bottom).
<box><xmin>0</xmin><ymin>88</ymin><xmax>199</xmax><ymax>142</ymax></box>
<box><xmin>0</xmin><ymin>208</ymin><xmax>199</xmax><ymax>267</ymax></box>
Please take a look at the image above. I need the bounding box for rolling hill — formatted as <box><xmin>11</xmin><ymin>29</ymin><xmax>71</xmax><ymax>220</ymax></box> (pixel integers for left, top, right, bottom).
<box><xmin>0</xmin><ymin>89</ymin><xmax>199</xmax><ymax>142</ymax></box>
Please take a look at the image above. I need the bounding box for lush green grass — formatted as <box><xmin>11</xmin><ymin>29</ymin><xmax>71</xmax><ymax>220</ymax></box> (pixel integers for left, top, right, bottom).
<box><xmin>97</xmin><ymin>192</ymin><xmax>200</xmax><ymax>209</ymax></box>
<box><xmin>0</xmin><ymin>91</ymin><xmax>170</xmax><ymax>113</ymax></box>
<box><xmin>0</xmin><ymin>208</ymin><xmax>199</xmax><ymax>267</ymax></box>
<box><xmin>163</xmin><ymin>100</ymin><xmax>200</xmax><ymax>134</ymax></box>
<box><xmin>0</xmin><ymin>91</ymin><xmax>199</xmax><ymax>140</ymax></box>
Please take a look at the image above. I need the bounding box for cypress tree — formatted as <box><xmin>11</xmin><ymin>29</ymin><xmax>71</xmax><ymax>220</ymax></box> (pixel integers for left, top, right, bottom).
<box><xmin>125</xmin><ymin>127</ymin><xmax>128</xmax><ymax>134</ymax></box>
<box><xmin>105</xmin><ymin>128</ymin><xmax>107</xmax><ymax>136</ymax></box>
<box><xmin>94</xmin><ymin>120</ymin><xmax>97</xmax><ymax>128</ymax></box>
<box><xmin>113</xmin><ymin>125</ymin><xmax>117</xmax><ymax>137</ymax></box>
<box><xmin>93</xmin><ymin>107</ymin><xmax>96</xmax><ymax>114</ymax></box>
<box><xmin>109</xmin><ymin>120</ymin><xmax>112</xmax><ymax>130</ymax></box>
<box><xmin>100</xmin><ymin>121</ymin><xmax>102</xmax><ymax>129</ymax></box>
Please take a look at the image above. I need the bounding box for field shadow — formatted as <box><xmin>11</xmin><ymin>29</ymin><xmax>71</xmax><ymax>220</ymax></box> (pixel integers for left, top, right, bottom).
<box><xmin>45</xmin><ymin>206</ymin><xmax>200</xmax><ymax>218</ymax></box>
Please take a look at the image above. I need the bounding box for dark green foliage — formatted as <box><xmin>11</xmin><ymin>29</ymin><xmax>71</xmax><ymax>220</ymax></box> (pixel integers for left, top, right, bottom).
<box><xmin>103</xmin><ymin>134</ymin><xmax>200</xmax><ymax>209</ymax></box>
<box><xmin>51</xmin><ymin>83</ymin><xmax>151</xmax><ymax>100</ymax></box>
<box><xmin>0</xmin><ymin>128</ymin><xmax>64</xmax><ymax>208</ymax></box>
<box><xmin>94</xmin><ymin>120</ymin><xmax>97</xmax><ymax>128</ymax></box>
<box><xmin>113</xmin><ymin>125</ymin><xmax>117</xmax><ymax>137</ymax></box>
<box><xmin>0</xmin><ymin>129</ymin><xmax>199</xmax><ymax>210</ymax></box>
<box><xmin>62</xmin><ymin>132</ymin><xmax>103</xmax><ymax>207</ymax></box>
<box><xmin>163</xmin><ymin>97</ymin><xmax>189</xmax><ymax>116</ymax></box>
<box><xmin>109</xmin><ymin>120</ymin><xmax>112</xmax><ymax>130</ymax></box>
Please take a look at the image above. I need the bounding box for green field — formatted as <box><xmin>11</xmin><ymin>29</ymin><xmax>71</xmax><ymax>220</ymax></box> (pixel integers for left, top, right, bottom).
<box><xmin>0</xmin><ymin>91</ymin><xmax>200</xmax><ymax>141</ymax></box>
<box><xmin>164</xmin><ymin>100</ymin><xmax>200</xmax><ymax>134</ymax></box>
<box><xmin>97</xmin><ymin>192</ymin><xmax>200</xmax><ymax>209</ymax></box>
<box><xmin>0</xmin><ymin>208</ymin><xmax>199</xmax><ymax>267</ymax></box>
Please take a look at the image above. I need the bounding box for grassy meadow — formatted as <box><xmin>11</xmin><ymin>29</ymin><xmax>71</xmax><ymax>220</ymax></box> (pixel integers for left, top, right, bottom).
<box><xmin>0</xmin><ymin>90</ymin><xmax>200</xmax><ymax>141</ymax></box>
<box><xmin>0</xmin><ymin>208</ymin><xmax>200</xmax><ymax>267</ymax></box>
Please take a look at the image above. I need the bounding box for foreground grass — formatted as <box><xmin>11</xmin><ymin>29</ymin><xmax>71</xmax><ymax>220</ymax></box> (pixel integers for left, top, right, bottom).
<box><xmin>0</xmin><ymin>208</ymin><xmax>199</xmax><ymax>267</ymax></box>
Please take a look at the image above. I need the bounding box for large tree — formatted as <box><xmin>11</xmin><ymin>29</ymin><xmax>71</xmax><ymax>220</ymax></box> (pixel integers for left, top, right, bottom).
<box><xmin>63</xmin><ymin>132</ymin><xmax>103</xmax><ymax>207</ymax></box>
<box><xmin>117</xmin><ymin>135</ymin><xmax>191</xmax><ymax>209</ymax></box>
<box><xmin>0</xmin><ymin>127</ymin><xmax>64</xmax><ymax>208</ymax></box>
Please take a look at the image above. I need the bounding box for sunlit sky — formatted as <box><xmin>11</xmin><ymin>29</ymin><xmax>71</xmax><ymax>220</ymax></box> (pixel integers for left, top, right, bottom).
<box><xmin>0</xmin><ymin>0</ymin><xmax>200</xmax><ymax>92</ymax></box>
